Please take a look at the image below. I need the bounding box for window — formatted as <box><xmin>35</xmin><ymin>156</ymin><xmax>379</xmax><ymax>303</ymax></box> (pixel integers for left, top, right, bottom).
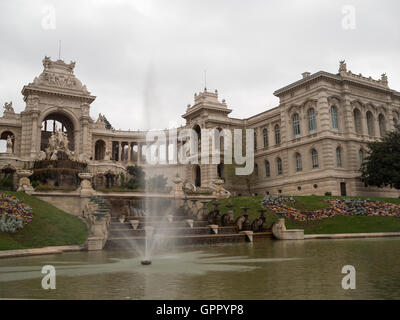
<box><xmin>336</xmin><ymin>147</ymin><xmax>342</xmax><ymax>167</ymax></box>
<box><xmin>311</xmin><ymin>149</ymin><xmax>319</xmax><ymax>168</ymax></box>
<box><xmin>263</xmin><ymin>128</ymin><xmax>268</xmax><ymax>147</ymax></box>
<box><xmin>293</xmin><ymin>113</ymin><xmax>300</xmax><ymax>137</ymax></box>
<box><xmin>366</xmin><ymin>111</ymin><xmax>374</xmax><ymax>136</ymax></box>
<box><xmin>379</xmin><ymin>114</ymin><xmax>386</xmax><ymax>137</ymax></box>
<box><xmin>353</xmin><ymin>108</ymin><xmax>362</xmax><ymax>134</ymax></box>
<box><xmin>331</xmin><ymin>106</ymin><xmax>338</xmax><ymax>129</ymax></box>
<box><xmin>394</xmin><ymin>117</ymin><xmax>398</xmax><ymax>127</ymax></box>
<box><xmin>308</xmin><ymin>108</ymin><xmax>316</xmax><ymax>132</ymax></box>
<box><xmin>359</xmin><ymin>149</ymin><xmax>364</xmax><ymax>166</ymax></box>
<box><xmin>265</xmin><ymin>160</ymin><xmax>270</xmax><ymax>177</ymax></box>
<box><xmin>277</xmin><ymin>157</ymin><xmax>283</xmax><ymax>175</ymax></box>
<box><xmin>253</xmin><ymin>130</ymin><xmax>257</xmax><ymax>150</ymax></box>
<box><xmin>275</xmin><ymin>124</ymin><xmax>281</xmax><ymax>145</ymax></box>
<box><xmin>295</xmin><ymin>153</ymin><xmax>302</xmax><ymax>172</ymax></box>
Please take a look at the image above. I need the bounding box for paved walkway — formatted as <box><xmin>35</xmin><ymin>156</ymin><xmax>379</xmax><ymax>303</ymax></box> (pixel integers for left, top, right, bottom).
<box><xmin>0</xmin><ymin>245</ymin><xmax>85</xmax><ymax>259</ymax></box>
<box><xmin>304</xmin><ymin>232</ymin><xmax>400</xmax><ymax>240</ymax></box>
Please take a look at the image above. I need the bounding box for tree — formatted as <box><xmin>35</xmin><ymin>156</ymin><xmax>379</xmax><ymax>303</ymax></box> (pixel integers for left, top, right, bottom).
<box><xmin>125</xmin><ymin>165</ymin><xmax>146</xmax><ymax>190</ymax></box>
<box><xmin>361</xmin><ymin>126</ymin><xmax>400</xmax><ymax>190</ymax></box>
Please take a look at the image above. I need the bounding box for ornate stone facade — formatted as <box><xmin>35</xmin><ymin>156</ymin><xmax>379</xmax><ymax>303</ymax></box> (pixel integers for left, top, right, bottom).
<box><xmin>0</xmin><ymin>57</ymin><xmax>399</xmax><ymax>197</ymax></box>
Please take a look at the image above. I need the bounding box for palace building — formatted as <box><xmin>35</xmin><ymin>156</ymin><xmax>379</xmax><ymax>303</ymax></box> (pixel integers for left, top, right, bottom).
<box><xmin>0</xmin><ymin>57</ymin><xmax>399</xmax><ymax>197</ymax></box>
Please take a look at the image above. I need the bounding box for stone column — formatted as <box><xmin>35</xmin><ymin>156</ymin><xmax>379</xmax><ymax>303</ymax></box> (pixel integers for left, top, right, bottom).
<box><xmin>128</xmin><ymin>142</ymin><xmax>132</xmax><ymax>162</ymax></box>
<box><xmin>82</xmin><ymin>119</ymin><xmax>89</xmax><ymax>158</ymax></box>
<box><xmin>343</xmin><ymin>93</ymin><xmax>354</xmax><ymax>134</ymax></box>
<box><xmin>317</xmin><ymin>90</ymin><xmax>330</xmax><ymax>132</ymax></box>
<box><xmin>118</xmin><ymin>141</ymin><xmax>122</xmax><ymax>161</ymax></box>
<box><xmin>30</xmin><ymin>111</ymin><xmax>39</xmax><ymax>158</ymax></box>
<box><xmin>137</xmin><ymin>142</ymin><xmax>142</xmax><ymax>165</ymax></box>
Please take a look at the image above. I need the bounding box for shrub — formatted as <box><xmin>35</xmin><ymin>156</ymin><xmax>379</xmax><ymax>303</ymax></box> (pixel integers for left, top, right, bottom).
<box><xmin>0</xmin><ymin>174</ymin><xmax>14</xmax><ymax>190</ymax></box>
<box><xmin>325</xmin><ymin>192</ymin><xmax>332</xmax><ymax>196</ymax></box>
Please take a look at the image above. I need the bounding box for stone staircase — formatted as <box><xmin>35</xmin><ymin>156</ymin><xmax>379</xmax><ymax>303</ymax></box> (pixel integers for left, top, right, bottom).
<box><xmin>106</xmin><ymin>206</ymin><xmax>272</xmax><ymax>248</ymax></box>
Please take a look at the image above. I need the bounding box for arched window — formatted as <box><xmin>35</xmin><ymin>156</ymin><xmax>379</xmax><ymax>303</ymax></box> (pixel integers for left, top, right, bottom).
<box><xmin>311</xmin><ymin>149</ymin><xmax>319</xmax><ymax>168</ymax></box>
<box><xmin>308</xmin><ymin>108</ymin><xmax>316</xmax><ymax>133</ymax></box>
<box><xmin>254</xmin><ymin>130</ymin><xmax>257</xmax><ymax>150</ymax></box>
<box><xmin>254</xmin><ymin>163</ymin><xmax>259</xmax><ymax>177</ymax></box>
<box><xmin>0</xmin><ymin>131</ymin><xmax>15</xmax><ymax>153</ymax></box>
<box><xmin>353</xmin><ymin>108</ymin><xmax>362</xmax><ymax>134</ymax></box>
<box><xmin>274</xmin><ymin>124</ymin><xmax>281</xmax><ymax>145</ymax></box>
<box><xmin>379</xmin><ymin>114</ymin><xmax>386</xmax><ymax>137</ymax></box>
<box><xmin>94</xmin><ymin>140</ymin><xmax>106</xmax><ymax>160</ymax></box>
<box><xmin>277</xmin><ymin>157</ymin><xmax>283</xmax><ymax>175</ymax></box>
<box><xmin>336</xmin><ymin>147</ymin><xmax>342</xmax><ymax>167</ymax></box>
<box><xmin>295</xmin><ymin>153</ymin><xmax>302</xmax><ymax>172</ymax></box>
<box><xmin>293</xmin><ymin>113</ymin><xmax>300</xmax><ymax>137</ymax></box>
<box><xmin>331</xmin><ymin>106</ymin><xmax>338</xmax><ymax>129</ymax></box>
<box><xmin>263</xmin><ymin>128</ymin><xmax>268</xmax><ymax>148</ymax></box>
<box><xmin>366</xmin><ymin>111</ymin><xmax>374</xmax><ymax>136</ymax></box>
<box><xmin>264</xmin><ymin>160</ymin><xmax>270</xmax><ymax>177</ymax></box>
<box><xmin>359</xmin><ymin>149</ymin><xmax>364</xmax><ymax>166</ymax></box>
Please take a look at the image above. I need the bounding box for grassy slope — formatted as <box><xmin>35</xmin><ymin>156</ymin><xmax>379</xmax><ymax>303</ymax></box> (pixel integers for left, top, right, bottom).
<box><xmin>0</xmin><ymin>191</ymin><xmax>88</xmax><ymax>250</ymax></box>
<box><xmin>209</xmin><ymin>195</ymin><xmax>400</xmax><ymax>234</ymax></box>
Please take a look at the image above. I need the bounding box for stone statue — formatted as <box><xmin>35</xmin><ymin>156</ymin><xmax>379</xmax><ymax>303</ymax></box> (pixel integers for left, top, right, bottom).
<box><xmin>45</xmin><ymin>129</ymin><xmax>73</xmax><ymax>160</ymax></box>
<box><xmin>339</xmin><ymin>60</ymin><xmax>347</xmax><ymax>73</ymax></box>
<box><xmin>37</xmin><ymin>151</ymin><xmax>46</xmax><ymax>161</ymax></box>
<box><xmin>6</xmin><ymin>135</ymin><xmax>13</xmax><ymax>153</ymax></box>
<box><xmin>96</xmin><ymin>113</ymin><xmax>106</xmax><ymax>124</ymax></box>
<box><xmin>381</xmin><ymin>73</ymin><xmax>388</xmax><ymax>85</ymax></box>
<box><xmin>4</xmin><ymin>101</ymin><xmax>14</xmax><ymax>113</ymax></box>
<box><xmin>104</xmin><ymin>145</ymin><xmax>111</xmax><ymax>160</ymax></box>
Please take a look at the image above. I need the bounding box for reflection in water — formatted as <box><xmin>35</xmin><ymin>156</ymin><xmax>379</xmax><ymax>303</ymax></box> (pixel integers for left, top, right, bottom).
<box><xmin>0</xmin><ymin>238</ymin><xmax>399</xmax><ymax>299</ymax></box>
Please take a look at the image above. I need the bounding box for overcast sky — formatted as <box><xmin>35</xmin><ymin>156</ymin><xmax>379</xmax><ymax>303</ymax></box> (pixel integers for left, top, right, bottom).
<box><xmin>0</xmin><ymin>0</ymin><xmax>399</xmax><ymax>130</ymax></box>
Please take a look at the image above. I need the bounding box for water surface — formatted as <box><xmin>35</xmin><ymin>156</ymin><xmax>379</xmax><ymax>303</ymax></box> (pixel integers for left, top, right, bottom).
<box><xmin>0</xmin><ymin>238</ymin><xmax>399</xmax><ymax>299</ymax></box>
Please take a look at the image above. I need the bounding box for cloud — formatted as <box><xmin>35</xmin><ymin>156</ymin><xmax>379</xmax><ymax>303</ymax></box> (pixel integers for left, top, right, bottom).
<box><xmin>0</xmin><ymin>0</ymin><xmax>399</xmax><ymax>130</ymax></box>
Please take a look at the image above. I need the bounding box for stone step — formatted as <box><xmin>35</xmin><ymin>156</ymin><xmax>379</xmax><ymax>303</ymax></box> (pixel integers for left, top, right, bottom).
<box><xmin>106</xmin><ymin>233</ymin><xmax>252</xmax><ymax>247</ymax></box>
<box><xmin>109</xmin><ymin>226</ymin><xmax>239</xmax><ymax>236</ymax></box>
<box><xmin>111</xmin><ymin>216</ymin><xmax>190</xmax><ymax>222</ymax></box>
<box><xmin>110</xmin><ymin>220</ymin><xmax>209</xmax><ymax>229</ymax></box>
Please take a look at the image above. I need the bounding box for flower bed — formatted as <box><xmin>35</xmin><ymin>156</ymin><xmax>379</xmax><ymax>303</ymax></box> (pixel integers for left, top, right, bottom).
<box><xmin>262</xmin><ymin>196</ymin><xmax>400</xmax><ymax>222</ymax></box>
<box><xmin>0</xmin><ymin>193</ymin><xmax>34</xmax><ymax>232</ymax></box>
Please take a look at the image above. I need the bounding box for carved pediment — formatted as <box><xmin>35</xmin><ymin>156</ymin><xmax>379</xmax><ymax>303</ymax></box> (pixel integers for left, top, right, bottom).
<box><xmin>28</xmin><ymin>57</ymin><xmax>91</xmax><ymax>96</ymax></box>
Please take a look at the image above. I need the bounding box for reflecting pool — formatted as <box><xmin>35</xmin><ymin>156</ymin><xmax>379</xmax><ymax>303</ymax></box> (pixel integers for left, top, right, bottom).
<box><xmin>0</xmin><ymin>238</ymin><xmax>399</xmax><ymax>299</ymax></box>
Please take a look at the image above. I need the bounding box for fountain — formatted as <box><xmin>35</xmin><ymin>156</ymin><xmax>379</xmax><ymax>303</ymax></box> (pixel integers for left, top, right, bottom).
<box><xmin>141</xmin><ymin>226</ymin><xmax>154</xmax><ymax>265</ymax></box>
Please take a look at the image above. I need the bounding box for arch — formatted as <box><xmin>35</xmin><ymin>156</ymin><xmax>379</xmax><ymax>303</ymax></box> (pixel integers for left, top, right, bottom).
<box><xmin>366</xmin><ymin>111</ymin><xmax>374</xmax><ymax>136</ymax></box>
<box><xmin>378</xmin><ymin>113</ymin><xmax>386</xmax><ymax>137</ymax></box>
<box><xmin>217</xmin><ymin>162</ymin><xmax>224</xmax><ymax>179</ymax></box>
<box><xmin>263</xmin><ymin>128</ymin><xmax>268</xmax><ymax>148</ymax></box>
<box><xmin>330</xmin><ymin>105</ymin><xmax>339</xmax><ymax>129</ymax></box>
<box><xmin>311</xmin><ymin>149</ymin><xmax>319</xmax><ymax>168</ymax></box>
<box><xmin>359</xmin><ymin>148</ymin><xmax>365</xmax><ymax>166</ymax></box>
<box><xmin>264</xmin><ymin>160</ymin><xmax>270</xmax><ymax>177</ymax></box>
<box><xmin>94</xmin><ymin>140</ymin><xmax>106</xmax><ymax>160</ymax></box>
<box><xmin>295</xmin><ymin>152</ymin><xmax>302</xmax><ymax>172</ymax></box>
<box><xmin>307</xmin><ymin>108</ymin><xmax>316</xmax><ymax>133</ymax></box>
<box><xmin>353</xmin><ymin>108</ymin><xmax>362</xmax><ymax>134</ymax></box>
<box><xmin>194</xmin><ymin>165</ymin><xmax>201</xmax><ymax>187</ymax></box>
<box><xmin>292</xmin><ymin>113</ymin><xmax>300</xmax><ymax>137</ymax></box>
<box><xmin>0</xmin><ymin>130</ymin><xmax>15</xmax><ymax>153</ymax></box>
<box><xmin>276</xmin><ymin>157</ymin><xmax>283</xmax><ymax>175</ymax></box>
<box><xmin>336</xmin><ymin>146</ymin><xmax>342</xmax><ymax>167</ymax></box>
<box><xmin>40</xmin><ymin>110</ymin><xmax>77</xmax><ymax>152</ymax></box>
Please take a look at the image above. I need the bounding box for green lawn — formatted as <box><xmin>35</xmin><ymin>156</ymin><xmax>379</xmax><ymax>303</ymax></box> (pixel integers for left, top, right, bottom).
<box><xmin>208</xmin><ymin>195</ymin><xmax>400</xmax><ymax>235</ymax></box>
<box><xmin>0</xmin><ymin>191</ymin><xmax>88</xmax><ymax>251</ymax></box>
